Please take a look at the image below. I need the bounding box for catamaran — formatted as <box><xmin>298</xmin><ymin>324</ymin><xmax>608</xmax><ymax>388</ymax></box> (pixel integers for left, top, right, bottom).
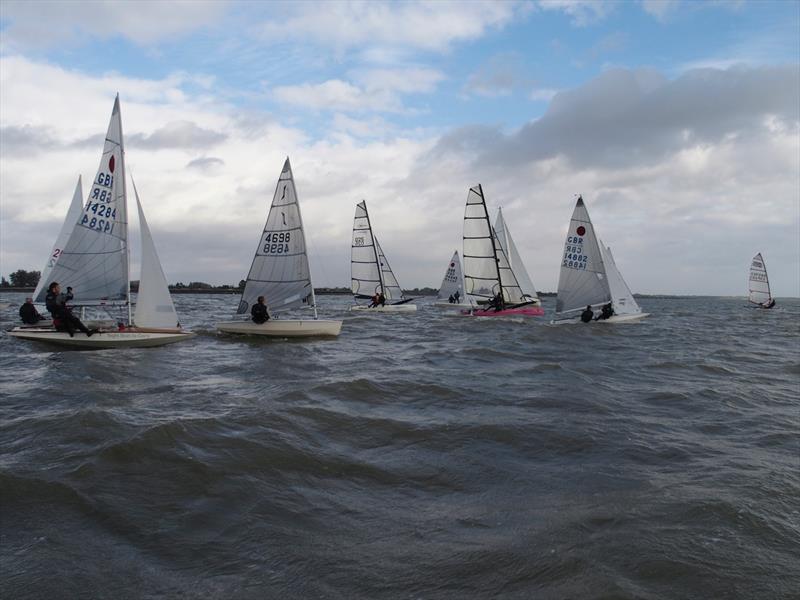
<box><xmin>748</xmin><ymin>253</ymin><xmax>775</xmax><ymax>308</ymax></box>
<box><xmin>215</xmin><ymin>158</ymin><xmax>343</xmax><ymax>337</ymax></box>
<box><xmin>9</xmin><ymin>96</ymin><xmax>194</xmax><ymax>348</ymax></box>
<box><xmin>551</xmin><ymin>196</ymin><xmax>647</xmax><ymax>324</ymax></box>
<box><xmin>494</xmin><ymin>207</ymin><xmax>543</xmax><ymax>309</ymax></box>
<box><xmin>462</xmin><ymin>185</ymin><xmax>544</xmax><ymax>317</ymax></box>
<box><xmin>434</xmin><ymin>250</ymin><xmax>473</xmax><ymax>308</ymax></box>
<box><xmin>350</xmin><ymin>200</ymin><xmax>416</xmax><ymax>312</ymax></box>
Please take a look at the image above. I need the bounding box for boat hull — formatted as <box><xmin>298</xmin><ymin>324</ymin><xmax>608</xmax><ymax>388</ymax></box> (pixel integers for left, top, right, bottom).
<box><xmin>463</xmin><ymin>306</ymin><xmax>545</xmax><ymax>317</ymax></box>
<box><xmin>215</xmin><ymin>319</ymin><xmax>342</xmax><ymax>337</ymax></box>
<box><xmin>433</xmin><ymin>301</ymin><xmax>475</xmax><ymax>309</ymax></box>
<box><xmin>349</xmin><ymin>304</ymin><xmax>417</xmax><ymax>313</ymax></box>
<box><xmin>7</xmin><ymin>327</ymin><xmax>195</xmax><ymax>348</ymax></box>
<box><xmin>550</xmin><ymin>312</ymin><xmax>650</xmax><ymax>325</ymax></box>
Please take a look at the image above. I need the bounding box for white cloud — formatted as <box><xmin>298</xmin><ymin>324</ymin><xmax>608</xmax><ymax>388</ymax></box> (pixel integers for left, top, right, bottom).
<box><xmin>0</xmin><ymin>0</ymin><xmax>225</xmax><ymax>50</ymax></box>
<box><xmin>640</xmin><ymin>0</ymin><xmax>682</xmax><ymax>22</ymax></box>
<box><xmin>537</xmin><ymin>0</ymin><xmax>616</xmax><ymax>27</ymax></box>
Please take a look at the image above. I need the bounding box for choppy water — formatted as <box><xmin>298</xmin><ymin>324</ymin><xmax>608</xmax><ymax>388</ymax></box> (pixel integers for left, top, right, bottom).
<box><xmin>1</xmin><ymin>293</ymin><xmax>798</xmax><ymax>599</ymax></box>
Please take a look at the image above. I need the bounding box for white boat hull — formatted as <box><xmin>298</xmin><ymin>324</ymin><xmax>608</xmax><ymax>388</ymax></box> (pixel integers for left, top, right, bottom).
<box><xmin>7</xmin><ymin>327</ymin><xmax>195</xmax><ymax>348</ymax></box>
<box><xmin>215</xmin><ymin>319</ymin><xmax>342</xmax><ymax>337</ymax></box>
<box><xmin>550</xmin><ymin>312</ymin><xmax>650</xmax><ymax>325</ymax></box>
<box><xmin>433</xmin><ymin>301</ymin><xmax>475</xmax><ymax>309</ymax></box>
<box><xmin>349</xmin><ymin>304</ymin><xmax>417</xmax><ymax>313</ymax></box>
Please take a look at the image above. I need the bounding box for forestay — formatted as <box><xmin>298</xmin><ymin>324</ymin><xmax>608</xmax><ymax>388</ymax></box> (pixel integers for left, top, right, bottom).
<box><xmin>463</xmin><ymin>185</ymin><xmax>525</xmax><ymax>305</ymax></box>
<box><xmin>237</xmin><ymin>158</ymin><xmax>314</xmax><ymax>315</ymax></box>
<box><xmin>494</xmin><ymin>207</ymin><xmax>538</xmax><ymax>301</ymax></box>
<box><xmin>748</xmin><ymin>253</ymin><xmax>772</xmax><ymax>305</ymax></box>
<box><xmin>436</xmin><ymin>250</ymin><xmax>465</xmax><ymax>302</ymax></box>
<box><xmin>42</xmin><ymin>96</ymin><xmax>129</xmax><ymax>305</ymax></box>
<box><xmin>599</xmin><ymin>242</ymin><xmax>641</xmax><ymax>316</ymax></box>
<box><xmin>132</xmin><ymin>181</ymin><xmax>180</xmax><ymax>328</ymax></box>
<box><xmin>33</xmin><ymin>176</ymin><xmax>84</xmax><ymax>302</ymax></box>
<box><xmin>554</xmin><ymin>196</ymin><xmax>610</xmax><ymax>318</ymax></box>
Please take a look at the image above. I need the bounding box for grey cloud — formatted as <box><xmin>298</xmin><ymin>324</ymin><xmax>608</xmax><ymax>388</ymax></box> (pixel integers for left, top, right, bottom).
<box><xmin>186</xmin><ymin>156</ymin><xmax>225</xmax><ymax>173</ymax></box>
<box><xmin>128</xmin><ymin>120</ymin><xmax>227</xmax><ymax>150</ymax></box>
<box><xmin>0</xmin><ymin>124</ymin><xmax>60</xmax><ymax>156</ymax></box>
<box><xmin>433</xmin><ymin>65</ymin><xmax>800</xmax><ymax>170</ymax></box>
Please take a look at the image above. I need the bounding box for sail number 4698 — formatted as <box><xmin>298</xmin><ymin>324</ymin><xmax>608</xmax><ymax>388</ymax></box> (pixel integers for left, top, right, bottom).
<box><xmin>262</xmin><ymin>232</ymin><xmax>291</xmax><ymax>254</ymax></box>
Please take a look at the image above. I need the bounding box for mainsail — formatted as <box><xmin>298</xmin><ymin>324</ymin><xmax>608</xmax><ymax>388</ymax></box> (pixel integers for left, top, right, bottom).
<box><xmin>42</xmin><ymin>95</ymin><xmax>129</xmax><ymax>306</ymax></box>
<box><xmin>462</xmin><ymin>184</ymin><xmax>525</xmax><ymax>305</ymax></box>
<box><xmin>748</xmin><ymin>253</ymin><xmax>772</xmax><ymax>305</ymax></box>
<box><xmin>436</xmin><ymin>250</ymin><xmax>465</xmax><ymax>302</ymax></box>
<box><xmin>132</xmin><ymin>181</ymin><xmax>180</xmax><ymax>328</ymax></box>
<box><xmin>237</xmin><ymin>158</ymin><xmax>315</xmax><ymax>316</ymax></box>
<box><xmin>351</xmin><ymin>200</ymin><xmax>407</xmax><ymax>302</ymax></box>
<box><xmin>599</xmin><ymin>242</ymin><xmax>641</xmax><ymax>316</ymax></box>
<box><xmin>33</xmin><ymin>176</ymin><xmax>84</xmax><ymax>302</ymax></box>
<box><xmin>554</xmin><ymin>196</ymin><xmax>610</xmax><ymax>318</ymax></box>
<box><xmin>494</xmin><ymin>207</ymin><xmax>538</xmax><ymax>301</ymax></box>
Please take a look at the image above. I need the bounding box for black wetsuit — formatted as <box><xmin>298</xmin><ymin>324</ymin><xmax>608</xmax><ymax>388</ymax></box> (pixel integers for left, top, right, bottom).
<box><xmin>45</xmin><ymin>290</ymin><xmax>90</xmax><ymax>336</ymax></box>
<box><xmin>251</xmin><ymin>303</ymin><xmax>270</xmax><ymax>324</ymax></box>
<box><xmin>580</xmin><ymin>308</ymin><xmax>594</xmax><ymax>323</ymax></box>
<box><xmin>19</xmin><ymin>303</ymin><xmax>44</xmax><ymax>325</ymax></box>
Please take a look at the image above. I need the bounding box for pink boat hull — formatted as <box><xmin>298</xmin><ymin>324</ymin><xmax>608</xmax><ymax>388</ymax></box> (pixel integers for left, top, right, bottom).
<box><xmin>462</xmin><ymin>306</ymin><xmax>545</xmax><ymax>317</ymax></box>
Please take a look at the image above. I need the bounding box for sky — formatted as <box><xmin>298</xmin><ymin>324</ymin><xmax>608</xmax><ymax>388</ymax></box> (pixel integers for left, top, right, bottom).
<box><xmin>0</xmin><ymin>0</ymin><xmax>798</xmax><ymax>296</ymax></box>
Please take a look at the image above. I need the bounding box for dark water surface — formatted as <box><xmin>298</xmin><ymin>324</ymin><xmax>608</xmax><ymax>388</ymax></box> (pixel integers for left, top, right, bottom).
<box><xmin>1</xmin><ymin>294</ymin><xmax>798</xmax><ymax>599</ymax></box>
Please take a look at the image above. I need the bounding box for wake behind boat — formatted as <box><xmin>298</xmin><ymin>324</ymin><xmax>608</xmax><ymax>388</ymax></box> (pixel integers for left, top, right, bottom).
<box><xmin>8</xmin><ymin>96</ymin><xmax>193</xmax><ymax>348</ymax></box>
<box><xmin>350</xmin><ymin>200</ymin><xmax>416</xmax><ymax>312</ymax></box>
<box><xmin>215</xmin><ymin>158</ymin><xmax>342</xmax><ymax>337</ymax></box>
<box><xmin>461</xmin><ymin>185</ymin><xmax>544</xmax><ymax>318</ymax></box>
<box><xmin>551</xmin><ymin>196</ymin><xmax>648</xmax><ymax>324</ymax></box>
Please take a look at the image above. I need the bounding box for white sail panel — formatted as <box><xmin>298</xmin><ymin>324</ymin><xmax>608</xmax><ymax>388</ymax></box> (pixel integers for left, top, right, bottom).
<box><xmin>375</xmin><ymin>237</ymin><xmax>405</xmax><ymax>301</ymax></box>
<box><xmin>238</xmin><ymin>158</ymin><xmax>313</xmax><ymax>314</ymax></box>
<box><xmin>600</xmin><ymin>242</ymin><xmax>641</xmax><ymax>316</ymax></box>
<box><xmin>495</xmin><ymin>208</ymin><xmax>538</xmax><ymax>301</ymax></box>
<box><xmin>436</xmin><ymin>250</ymin><xmax>465</xmax><ymax>301</ymax></box>
<box><xmin>554</xmin><ymin>196</ymin><xmax>610</xmax><ymax>318</ymax></box>
<box><xmin>33</xmin><ymin>176</ymin><xmax>84</xmax><ymax>302</ymax></box>
<box><xmin>132</xmin><ymin>182</ymin><xmax>179</xmax><ymax>328</ymax></box>
<box><xmin>351</xmin><ymin>200</ymin><xmax>383</xmax><ymax>297</ymax></box>
<box><xmin>43</xmin><ymin>96</ymin><xmax>129</xmax><ymax>305</ymax></box>
<box><xmin>748</xmin><ymin>252</ymin><xmax>772</xmax><ymax>305</ymax></box>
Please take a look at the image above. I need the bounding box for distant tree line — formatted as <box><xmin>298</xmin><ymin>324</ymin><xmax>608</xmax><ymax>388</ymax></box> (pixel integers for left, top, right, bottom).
<box><xmin>0</xmin><ymin>269</ymin><xmax>41</xmax><ymax>288</ymax></box>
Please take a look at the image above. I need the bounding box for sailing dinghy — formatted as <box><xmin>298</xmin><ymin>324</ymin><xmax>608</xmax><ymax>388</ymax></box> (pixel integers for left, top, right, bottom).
<box><xmin>215</xmin><ymin>158</ymin><xmax>342</xmax><ymax>337</ymax></box>
<box><xmin>434</xmin><ymin>250</ymin><xmax>473</xmax><ymax>308</ymax></box>
<box><xmin>9</xmin><ymin>96</ymin><xmax>194</xmax><ymax>348</ymax></box>
<box><xmin>551</xmin><ymin>196</ymin><xmax>647</xmax><ymax>324</ymax></box>
<box><xmin>350</xmin><ymin>200</ymin><xmax>416</xmax><ymax>312</ymax></box>
<box><xmin>748</xmin><ymin>253</ymin><xmax>775</xmax><ymax>308</ymax></box>
<box><xmin>462</xmin><ymin>185</ymin><xmax>544</xmax><ymax>317</ymax></box>
<box><xmin>494</xmin><ymin>207</ymin><xmax>543</xmax><ymax>309</ymax></box>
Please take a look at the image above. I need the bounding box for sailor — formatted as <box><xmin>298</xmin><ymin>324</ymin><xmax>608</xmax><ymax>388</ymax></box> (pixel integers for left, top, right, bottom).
<box><xmin>377</xmin><ymin>292</ymin><xmax>386</xmax><ymax>307</ymax></box>
<box><xmin>488</xmin><ymin>292</ymin><xmax>505</xmax><ymax>312</ymax></box>
<box><xmin>448</xmin><ymin>294</ymin><xmax>455</xmax><ymax>303</ymax></box>
<box><xmin>45</xmin><ymin>282</ymin><xmax>93</xmax><ymax>337</ymax></box>
<box><xmin>19</xmin><ymin>297</ymin><xmax>45</xmax><ymax>325</ymax></box>
<box><xmin>762</xmin><ymin>298</ymin><xmax>776</xmax><ymax>309</ymax></box>
<box><xmin>580</xmin><ymin>305</ymin><xmax>594</xmax><ymax>323</ymax></box>
<box><xmin>596</xmin><ymin>302</ymin><xmax>614</xmax><ymax>320</ymax></box>
<box><xmin>453</xmin><ymin>290</ymin><xmax>460</xmax><ymax>304</ymax></box>
<box><xmin>251</xmin><ymin>296</ymin><xmax>270</xmax><ymax>323</ymax></box>
<box><xmin>368</xmin><ymin>292</ymin><xmax>380</xmax><ymax>308</ymax></box>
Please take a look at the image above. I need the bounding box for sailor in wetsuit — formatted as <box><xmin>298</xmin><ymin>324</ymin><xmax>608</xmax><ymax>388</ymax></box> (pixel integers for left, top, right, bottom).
<box><xmin>45</xmin><ymin>282</ymin><xmax>93</xmax><ymax>336</ymax></box>
<box><xmin>580</xmin><ymin>305</ymin><xmax>594</xmax><ymax>323</ymax></box>
<box><xmin>596</xmin><ymin>302</ymin><xmax>614</xmax><ymax>320</ymax></box>
<box><xmin>251</xmin><ymin>296</ymin><xmax>270</xmax><ymax>323</ymax></box>
<box><xmin>19</xmin><ymin>297</ymin><xmax>45</xmax><ymax>324</ymax></box>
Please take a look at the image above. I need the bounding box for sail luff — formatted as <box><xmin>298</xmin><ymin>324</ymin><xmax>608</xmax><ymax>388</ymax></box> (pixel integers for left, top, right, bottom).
<box><xmin>286</xmin><ymin>158</ymin><xmax>319</xmax><ymax>319</ymax></box>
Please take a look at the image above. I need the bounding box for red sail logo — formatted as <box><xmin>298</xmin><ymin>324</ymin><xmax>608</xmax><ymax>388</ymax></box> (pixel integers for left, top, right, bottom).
<box><xmin>109</xmin><ymin>155</ymin><xmax>115</xmax><ymax>173</ymax></box>
<box><xmin>576</xmin><ymin>226</ymin><xmax>586</xmax><ymax>236</ymax></box>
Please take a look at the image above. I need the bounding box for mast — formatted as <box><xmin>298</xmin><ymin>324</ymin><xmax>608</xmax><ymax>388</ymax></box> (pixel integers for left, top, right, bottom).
<box><xmin>288</xmin><ymin>157</ymin><xmax>318</xmax><ymax>319</ymax></box>
<box><xmin>477</xmin><ymin>185</ymin><xmax>504</xmax><ymax>299</ymax></box>
<box><xmin>116</xmin><ymin>94</ymin><xmax>132</xmax><ymax>325</ymax></box>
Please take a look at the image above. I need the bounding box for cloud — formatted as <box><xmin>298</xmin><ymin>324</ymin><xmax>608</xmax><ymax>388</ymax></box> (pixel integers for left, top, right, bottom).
<box><xmin>186</xmin><ymin>157</ymin><xmax>225</xmax><ymax>174</ymax></box>
<box><xmin>537</xmin><ymin>0</ymin><xmax>616</xmax><ymax>27</ymax></box>
<box><xmin>464</xmin><ymin>53</ymin><xmax>532</xmax><ymax>98</ymax></box>
<box><xmin>0</xmin><ymin>0</ymin><xmax>225</xmax><ymax>50</ymax></box>
<box><xmin>252</xmin><ymin>1</ymin><xmax>526</xmax><ymax>54</ymax></box>
<box><xmin>640</xmin><ymin>0</ymin><xmax>682</xmax><ymax>21</ymax></box>
<box><xmin>128</xmin><ymin>121</ymin><xmax>227</xmax><ymax>150</ymax></box>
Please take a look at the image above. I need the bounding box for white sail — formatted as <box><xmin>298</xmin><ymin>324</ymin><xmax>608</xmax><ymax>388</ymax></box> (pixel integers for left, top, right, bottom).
<box><xmin>132</xmin><ymin>181</ymin><xmax>179</xmax><ymax>328</ymax></box>
<box><xmin>599</xmin><ymin>242</ymin><xmax>641</xmax><ymax>316</ymax></box>
<box><xmin>436</xmin><ymin>250</ymin><xmax>465</xmax><ymax>302</ymax></box>
<box><xmin>554</xmin><ymin>196</ymin><xmax>610</xmax><ymax>319</ymax></box>
<box><xmin>237</xmin><ymin>158</ymin><xmax>314</xmax><ymax>315</ymax></box>
<box><xmin>351</xmin><ymin>200</ymin><xmax>407</xmax><ymax>302</ymax></box>
<box><xmin>748</xmin><ymin>253</ymin><xmax>772</xmax><ymax>305</ymax></box>
<box><xmin>42</xmin><ymin>95</ymin><xmax>129</xmax><ymax>306</ymax></box>
<box><xmin>33</xmin><ymin>176</ymin><xmax>84</xmax><ymax>302</ymax></box>
<box><xmin>463</xmin><ymin>185</ymin><xmax>525</xmax><ymax>305</ymax></box>
<box><xmin>494</xmin><ymin>207</ymin><xmax>539</xmax><ymax>302</ymax></box>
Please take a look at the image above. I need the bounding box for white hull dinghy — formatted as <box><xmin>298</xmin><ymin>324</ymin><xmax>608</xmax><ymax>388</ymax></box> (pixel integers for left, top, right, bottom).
<box><xmin>550</xmin><ymin>196</ymin><xmax>648</xmax><ymax>324</ymax></box>
<box><xmin>8</xmin><ymin>96</ymin><xmax>193</xmax><ymax>349</ymax></box>
<box><xmin>215</xmin><ymin>158</ymin><xmax>343</xmax><ymax>338</ymax></box>
<box><xmin>350</xmin><ymin>200</ymin><xmax>416</xmax><ymax>312</ymax></box>
<box><xmin>433</xmin><ymin>250</ymin><xmax>474</xmax><ymax>309</ymax></box>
